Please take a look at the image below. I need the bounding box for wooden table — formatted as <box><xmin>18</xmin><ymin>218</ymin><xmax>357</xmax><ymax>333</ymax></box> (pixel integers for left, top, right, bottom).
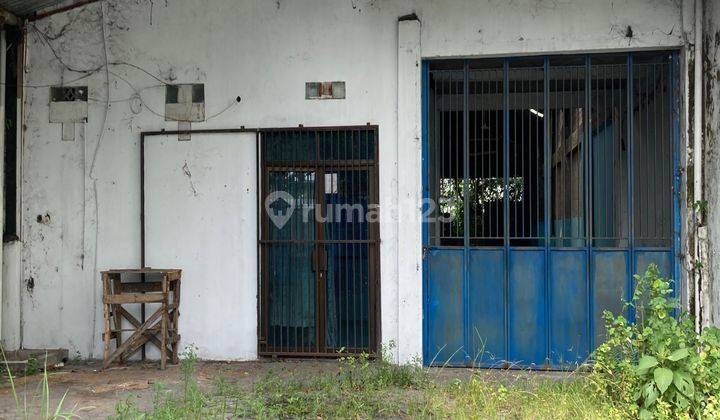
<box><xmin>101</xmin><ymin>268</ymin><xmax>181</xmax><ymax>369</ymax></box>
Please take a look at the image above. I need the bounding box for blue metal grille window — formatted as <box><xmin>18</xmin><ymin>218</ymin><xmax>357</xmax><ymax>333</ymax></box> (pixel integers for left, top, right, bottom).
<box><xmin>423</xmin><ymin>52</ymin><xmax>680</xmax><ymax>369</ymax></box>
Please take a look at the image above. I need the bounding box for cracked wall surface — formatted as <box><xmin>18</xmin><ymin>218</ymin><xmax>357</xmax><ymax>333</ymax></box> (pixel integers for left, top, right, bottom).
<box><xmin>5</xmin><ymin>0</ymin><xmax>691</xmax><ymax>360</ymax></box>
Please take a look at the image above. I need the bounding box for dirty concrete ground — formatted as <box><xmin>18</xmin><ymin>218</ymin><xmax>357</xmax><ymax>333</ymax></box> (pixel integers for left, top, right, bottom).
<box><xmin>0</xmin><ymin>359</ymin><xmax>575</xmax><ymax>418</ymax></box>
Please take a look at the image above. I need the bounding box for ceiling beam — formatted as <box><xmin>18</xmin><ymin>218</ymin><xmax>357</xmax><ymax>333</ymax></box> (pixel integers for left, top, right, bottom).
<box><xmin>0</xmin><ymin>6</ymin><xmax>19</xmax><ymax>26</ymax></box>
<box><xmin>28</xmin><ymin>0</ymin><xmax>100</xmax><ymax>21</ymax></box>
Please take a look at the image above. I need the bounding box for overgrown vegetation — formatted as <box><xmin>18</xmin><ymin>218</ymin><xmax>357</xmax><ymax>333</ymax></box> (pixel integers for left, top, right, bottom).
<box><xmin>1</xmin><ymin>348</ymin><xmax>79</xmax><ymax>419</ymax></box>
<box><xmin>111</xmin><ymin>343</ymin><xmax>619</xmax><ymax>419</ymax></box>
<box><xmin>7</xmin><ymin>264</ymin><xmax>715</xmax><ymax>419</ymax></box>
<box><xmin>590</xmin><ymin>264</ymin><xmax>720</xmax><ymax>419</ymax></box>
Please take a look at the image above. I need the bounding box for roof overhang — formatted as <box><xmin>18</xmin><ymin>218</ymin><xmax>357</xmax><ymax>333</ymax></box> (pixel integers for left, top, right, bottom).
<box><xmin>0</xmin><ymin>0</ymin><xmax>99</xmax><ymax>23</ymax></box>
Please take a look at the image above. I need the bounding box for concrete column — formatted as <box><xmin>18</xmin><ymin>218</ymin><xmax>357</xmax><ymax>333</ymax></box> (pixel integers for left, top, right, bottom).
<box><xmin>396</xmin><ymin>16</ymin><xmax>422</xmax><ymax>364</ymax></box>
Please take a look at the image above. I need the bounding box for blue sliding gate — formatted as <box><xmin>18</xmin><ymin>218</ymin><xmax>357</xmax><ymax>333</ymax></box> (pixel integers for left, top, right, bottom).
<box><xmin>422</xmin><ymin>52</ymin><xmax>681</xmax><ymax>369</ymax></box>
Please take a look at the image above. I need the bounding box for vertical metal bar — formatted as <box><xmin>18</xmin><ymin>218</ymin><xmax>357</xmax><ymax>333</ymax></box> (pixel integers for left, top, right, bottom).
<box><xmin>299</xmin><ymin>134</ymin><xmax>305</xmax><ymax>353</ymax></box>
<box><xmin>290</xmin><ymin>132</ymin><xmax>295</xmax><ymax>352</ymax></box>
<box><xmin>543</xmin><ymin>57</ymin><xmax>551</xmax><ymax>365</ymax></box>
<box><xmin>586</xmin><ymin>55</ymin><xmax>594</xmax><ymax>355</ymax></box>
<box><xmin>521</xmin><ymin>69</ymin><xmax>526</xmax><ymax>240</ymax></box>
<box><xmin>440</xmin><ymin>72</ymin><xmax>445</xmax><ymax>242</ymax></box>
<box><xmin>627</xmin><ymin>53</ymin><xmax>635</xmax><ymax>320</ymax></box>
<box><xmin>283</xmin><ymin>130</ymin><xmax>289</xmax><ymax>353</ymax></box>
<box><xmin>140</xmin><ymin>134</ymin><xmax>146</xmax><ymax>361</ymax></box>
<box><xmin>653</xmin><ymin>63</ymin><xmax>659</xmax><ymax>243</ymax></box>
<box><xmin>365</xmin><ymin>128</ymin><xmax>371</xmax><ymax>350</ymax></box>
<box><xmin>503</xmin><ymin>59</ymin><xmax>510</xmax><ymax>363</ymax></box>
<box><xmin>454</xmin><ymin>71</ymin><xmax>460</xmax><ymax>240</ymax></box>
<box><xmin>352</xmin><ymin>130</ymin><xmax>358</xmax><ymax>349</ymax></box>
<box><xmin>421</xmin><ymin>61</ymin><xmax>429</xmax><ymax>362</ymax></box>
<box><xmin>462</xmin><ymin>60</ymin><xmax>470</xmax><ymax>364</ymax></box>
<box><xmin>671</xmin><ymin>52</ymin><xmax>681</xmax><ymax>306</ymax></box>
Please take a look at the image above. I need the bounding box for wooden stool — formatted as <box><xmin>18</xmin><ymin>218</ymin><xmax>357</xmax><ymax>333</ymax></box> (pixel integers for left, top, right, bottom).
<box><xmin>101</xmin><ymin>268</ymin><xmax>181</xmax><ymax>369</ymax></box>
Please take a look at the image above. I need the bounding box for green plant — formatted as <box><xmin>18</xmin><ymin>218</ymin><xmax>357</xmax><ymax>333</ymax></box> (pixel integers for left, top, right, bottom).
<box><xmin>591</xmin><ymin>264</ymin><xmax>720</xmax><ymax>419</ymax></box>
<box><xmin>694</xmin><ymin>200</ymin><xmax>709</xmax><ymax>220</ymax></box>
<box><xmin>25</xmin><ymin>357</ymin><xmax>40</xmax><ymax>376</ymax></box>
<box><xmin>337</xmin><ymin>340</ymin><xmax>428</xmax><ymax>390</ymax></box>
<box><xmin>1</xmin><ymin>348</ymin><xmax>79</xmax><ymax>419</ymax></box>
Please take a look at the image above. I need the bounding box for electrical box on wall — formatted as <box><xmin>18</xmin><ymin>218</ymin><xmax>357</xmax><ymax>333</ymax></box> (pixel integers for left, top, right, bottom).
<box><xmin>165</xmin><ymin>84</ymin><xmax>205</xmax><ymax>140</ymax></box>
<box><xmin>49</xmin><ymin>86</ymin><xmax>88</xmax><ymax>141</ymax></box>
<box><xmin>305</xmin><ymin>81</ymin><xmax>345</xmax><ymax>99</ymax></box>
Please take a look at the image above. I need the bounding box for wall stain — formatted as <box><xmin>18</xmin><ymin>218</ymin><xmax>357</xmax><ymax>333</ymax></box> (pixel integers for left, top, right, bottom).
<box><xmin>182</xmin><ymin>161</ymin><xmax>199</xmax><ymax>197</ymax></box>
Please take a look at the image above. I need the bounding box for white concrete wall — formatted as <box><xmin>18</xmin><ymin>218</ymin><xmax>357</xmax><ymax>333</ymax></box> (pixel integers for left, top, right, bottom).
<box><xmin>144</xmin><ymin>133</ymin><xmax>257</xmax><ymax>360</ymax></box>
<box><xmin>7</xmin><ymin>0</ymin><xmax>689</xmax><ymax>361</ymax></box>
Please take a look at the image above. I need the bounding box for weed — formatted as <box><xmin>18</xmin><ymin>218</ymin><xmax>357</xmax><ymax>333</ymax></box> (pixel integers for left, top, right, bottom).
<box><xmin>24</xmin><ymin>357</ymin><xmax>40</xmax><ymax>377</ymax></box>
<box><xmin>1</xmin><ymin>347</ymin><xmax>80</xmax><ymax>419</ymax></box>
<box><xmin>590</xmin><ymin>264</ymin><xmax>720</xmax><ymax>419</ymax></box>
<box><xmin>110</xmin><ymin>341</ymin><xmax>619</xmax><ymax>419</ymax></box>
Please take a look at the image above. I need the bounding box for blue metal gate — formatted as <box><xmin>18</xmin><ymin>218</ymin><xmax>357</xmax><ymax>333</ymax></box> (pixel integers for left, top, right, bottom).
<box><xmin>422</xmin><ymin>52</ymin><xmax>680</xmax><ymax>369</ymax></box>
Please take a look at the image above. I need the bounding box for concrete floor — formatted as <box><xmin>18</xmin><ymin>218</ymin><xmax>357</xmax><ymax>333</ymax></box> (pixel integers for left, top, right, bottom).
<box><xmin>0</xmin><ymin>359</ymin><xmax>576</xmax><ymax>418</ymax></box>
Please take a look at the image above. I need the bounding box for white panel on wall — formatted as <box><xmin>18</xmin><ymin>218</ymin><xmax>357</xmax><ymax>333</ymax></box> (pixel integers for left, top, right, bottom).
<box><xmin>144</xmin><ymin>133</ymin><xmax>257</xmax><ymax>360</ymax></box>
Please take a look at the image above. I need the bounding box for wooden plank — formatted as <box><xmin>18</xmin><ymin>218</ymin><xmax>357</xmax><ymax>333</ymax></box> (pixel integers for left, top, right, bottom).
<box><xmin>102</xmin><ymin>273</ymin><xmax>111</xmax><ymax>365</ymax></box>
<box><xmin>120</xmin><ymin>282</ymin><xmax>163</xmax><ymax>293</ymax></box>
<box><xmin>103</xmin><ymin>293</ymin><xmax>164</xmax><ymax>304</ymax></box>
<box><xmin>103</xmin><ymin>308</ymin><xmax>163</xmax><ymax>368</ymax></box>
<box><xmin>101</xmin><ymin>268</ymin><xmax>181</xmax><ymax>275</ymax></box>
<box><xmin>117</xmin><ymin>308</ymin><xmax>168</xmax><ymax>348</ymax></box>
<box><xmin>172</xmin><ymin>279</ymin><xmax>181</xmax><ymax>363</ymax></box>
<box><xmin>160</xmin><ymin>274</ymin><xmax>168</xmax><ymax>370</ymax></box>
<box><xmin>112</xmin><ymin>275</ymin><xmax>123</xmax><ymax>363</ymax></box>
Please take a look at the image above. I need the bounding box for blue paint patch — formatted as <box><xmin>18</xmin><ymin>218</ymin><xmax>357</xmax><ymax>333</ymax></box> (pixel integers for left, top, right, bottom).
<box><xmin>592</xmin><ymin>251</ymin><xmax>629</xmax><ymax>348</ymax></box>
<box><xmin>634</xmin><ymin>251</ymin><xmax>672</xmax><ymax>279</ymax></box>
<box><xmin>468</xmin><ymin>249</ymin><xmax>505</xmax><ymax>367</ymax></box>
<box><xmin>426</xmin><ymin>249</ymin><xmax>465</xmax><ymax>366</ymax></box>
<box><xmin>549</xmin><ymin>250</ymin><xmax>589</xmax><ymax>367</ymax></box>
<box><xmin>508</xmin><ymin>250</ymin><xmax>547</xmax><ymax>368</ymax></box>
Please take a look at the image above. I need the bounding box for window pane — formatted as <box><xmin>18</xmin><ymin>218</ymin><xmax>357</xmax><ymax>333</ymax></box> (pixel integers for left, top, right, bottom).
<box><xmin>548</xmin><ymin>60</ymin><xmax>585</xmax><ymax>247</ymax></box>
<box><xmin>468</xmin><ymin>67</ymin><xmax>504</xmax><ymax>247</ymax></box>
<box><xmin>591</xmin><ymin>58</ymin><xmax>629</xmax><ymax>248</ymax></box>
<box><xmin>632</xmin><ymin>55</ymin><xmax>672</xmax><ymax>248</ymax></box>
<box><xmin>428</xmin><ymin>69</ymin><xmax>465</xmax><ymax>246</ymax></box>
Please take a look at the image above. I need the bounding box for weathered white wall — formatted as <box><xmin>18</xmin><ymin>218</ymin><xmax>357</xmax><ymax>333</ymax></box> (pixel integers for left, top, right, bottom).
<box><xmin>6</xmin><ymin>0</ymin><xmax>689</xmax><ymax>361</ymax></box>
<box><xmin>145</xmin><ymin>133</ymin><xmax>257</xmax><ymax>360</ymax></box>
<box><xmin>704</xmin><ymin>0</ymin><xmax>720</xmax><ymax>326</ymax></box>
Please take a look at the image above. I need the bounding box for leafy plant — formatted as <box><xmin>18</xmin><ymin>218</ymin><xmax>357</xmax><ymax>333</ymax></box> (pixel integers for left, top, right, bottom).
<box><xmin>1</xmin><ymin>348</ymin><xmax>80</xmax><ymax>419</ymax></box>
<box><xmin>590</xmin><ymin>264</ymin><xmax>720</xmax><ymax>419</ymax></box>
<box><xmin>693</xmin><ymin>200</ymin><xmax>708</xmax><ymax>220</ymax></box>
<box><xmin>25</xmin><ymin>357</ymin><xmax>40</xmax><ymax>377</ymax></box>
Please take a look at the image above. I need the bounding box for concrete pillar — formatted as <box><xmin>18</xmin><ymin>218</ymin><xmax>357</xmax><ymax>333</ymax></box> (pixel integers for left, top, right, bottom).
<box><xmin>396</xmin><ymin>16</ymin><xmax>422</xmax><ymax>364</ymax></box>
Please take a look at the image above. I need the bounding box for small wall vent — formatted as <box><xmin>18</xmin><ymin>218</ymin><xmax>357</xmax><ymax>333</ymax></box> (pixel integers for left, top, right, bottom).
<box><xmin>51</xmin><ymin>86</ymin><xmax>88</xmax><ymax>102</ymax></box>
<box><xmin>49</xmin><ymin>86</ymin><xmax>88</xmax><ymax>141</ymax></box>
<box><xmin>165</xmin><ymin>84</ymin><xmax>205</xmax><ymax>141</ymax></box>
<box><xmin>306</xmin><ymin>81</ymin><xmax>345</xmax><ymax>99</ymax></box>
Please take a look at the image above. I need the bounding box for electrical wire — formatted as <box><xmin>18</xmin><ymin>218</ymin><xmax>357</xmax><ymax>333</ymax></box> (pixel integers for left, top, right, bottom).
<box><xmin>87</xmin><ymin>0</ymin><xmax>110</xmax><ymax>358</ymax></box>
<box><xmin>29</xmin><ymin>20</ymin><xmax>239</xmax><ymax>122</ymax></box>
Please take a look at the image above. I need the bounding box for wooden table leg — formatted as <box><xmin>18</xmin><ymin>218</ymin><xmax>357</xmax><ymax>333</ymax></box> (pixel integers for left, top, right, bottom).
<box><xmin>102</xmin><ymin>273</ymin><xmax>111</xmax><ymax>366</ymax></box>
<box><xmin>172</xmin><ymin>278</ymin><xmax>181</xmax><ymax>364</ymax></box>
<box><xmin>160</xmin><ymin>274</ymin><xmax>168</xmax><ymax>370</ymax></box>
<box><xmin>112</xmin><ymin>274</ymin><xmax>123</xmax><ymax>363</ymax></box>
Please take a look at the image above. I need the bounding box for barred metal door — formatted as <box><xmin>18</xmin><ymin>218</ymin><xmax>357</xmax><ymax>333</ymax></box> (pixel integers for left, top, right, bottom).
<box><xmin>423</xmin><ymin>52</ymin><xmax>680</xmax><ymax>369</ymax></box>
<box><xmin>259</xmin><ymin>127</ymin><xmax>379</xmax><ymax>356</ymax></box>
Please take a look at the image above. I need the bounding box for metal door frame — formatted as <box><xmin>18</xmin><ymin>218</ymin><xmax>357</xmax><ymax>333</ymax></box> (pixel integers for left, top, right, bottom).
<box><xmin>422</xmin><ymin>51</ymin><xmax>682</xmax><ymax>369</ymax></box>
<box><xmin>258</xmin><ymin>126</ymin><xmax>380</xmax><ymax>357</ymax></box>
